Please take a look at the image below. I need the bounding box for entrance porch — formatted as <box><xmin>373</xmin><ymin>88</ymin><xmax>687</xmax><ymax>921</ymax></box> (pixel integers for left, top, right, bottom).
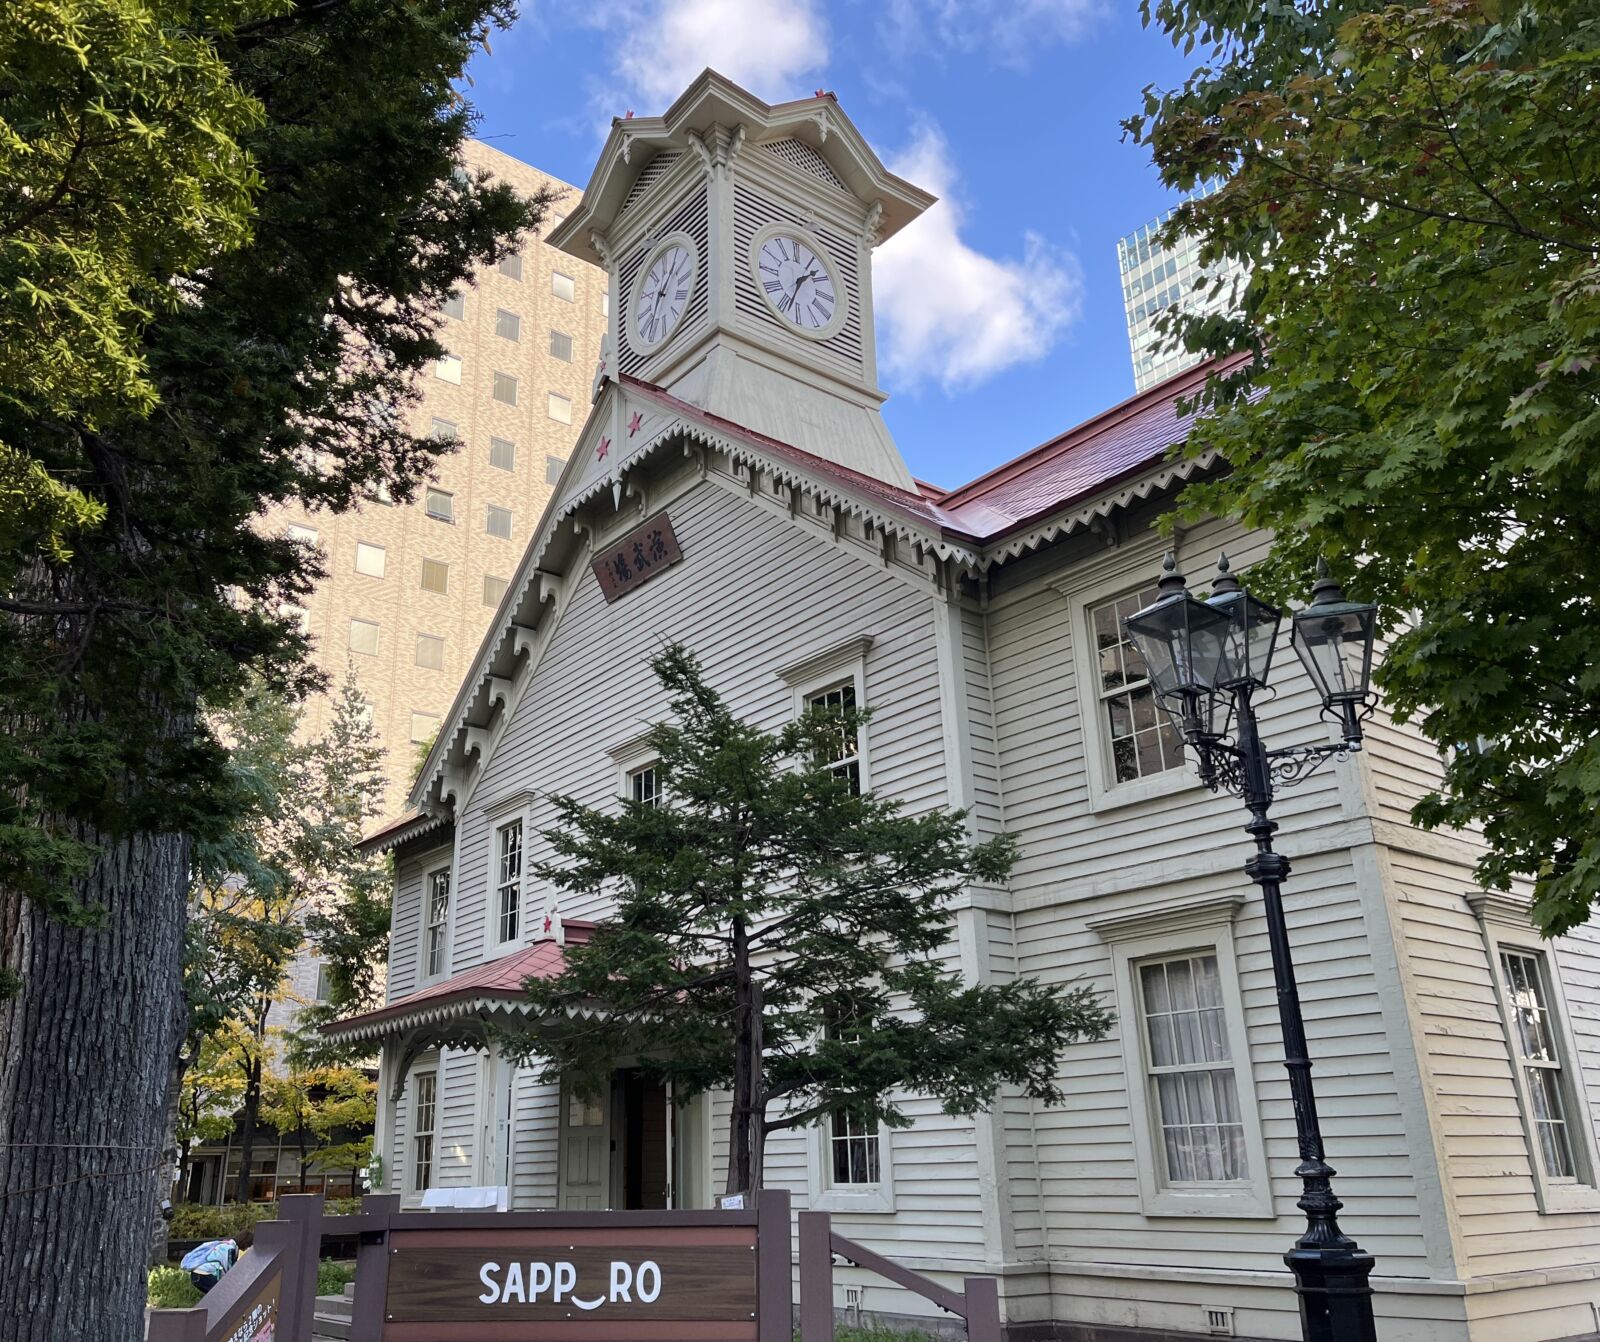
<box><xmin>321</xmin><ymin>924</ymin><xmax>714</xmax><ymax>1211</ymax></box>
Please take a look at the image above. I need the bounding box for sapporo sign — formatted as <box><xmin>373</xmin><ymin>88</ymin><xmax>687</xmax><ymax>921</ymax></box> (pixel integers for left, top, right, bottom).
<box><xmin>592</xmin><ymin>513</ymin><xmax>684</xmax><ymax>604</ymax></box>
<box><xmin>383</xmin><ymin>1227</ymin><xmax>757</xmax><ymax>1332</ymax></box>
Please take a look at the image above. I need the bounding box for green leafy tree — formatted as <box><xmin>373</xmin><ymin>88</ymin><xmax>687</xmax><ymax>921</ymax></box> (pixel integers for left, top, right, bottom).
<box><xmin>260</xmin><ymin>1063</ymin><xmax>376</xmax><ymax>1194</ymax></box>
<box><xmin>0</xmin><ymin>0</ymin><xmax>273</xmax><ymax>564</ymax></box>
<box><xmin>0</xmin><ymin>0</ymin><xmax>543</xmax><ymax>1331</ymax></box>
<box><xmin>521</xmin><ymin>645</ymin><xmax>1113</xmax><ymax>1196</ymax></box>
<box><xmin>1128</xmin><ymin>0</ymin><xmax>1600</xmax><ymax>932</ymax></box>
<box><xmin>174</xmin><ymin>1032</ymin><xmax>246</xmax><ymax>1198</ymax></box>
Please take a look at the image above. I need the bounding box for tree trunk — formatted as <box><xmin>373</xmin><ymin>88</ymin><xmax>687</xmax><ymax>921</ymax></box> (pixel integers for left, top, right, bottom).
<box><xmin>0</xmin><ymin>827</ymin><xmax>190</xmax><ymax>1342</ymax></box>
<box><xmin>233</xmin><ymin>1056</ymin><xmax>263</xmax><ymax>1204</ymax></box>
<box><xmin>724</xmin><ymin>917</ymin><xmax>764</xmax><ymax>1197</ymax></box>
<box><xmin>150</xmin><ymin>1048</ymin><xmax>188</xmax><ymax>1266</ymax></box>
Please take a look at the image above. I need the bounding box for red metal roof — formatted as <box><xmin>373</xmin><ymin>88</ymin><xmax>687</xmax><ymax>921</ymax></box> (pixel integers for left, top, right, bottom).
<box><xmin>622</xmin><ymin>356</ymin><xmax>1240</xmax><ymax>548</ymax></box>
<box><xmin>322</xmin><ymin>922</ymin><xmax>595</xmax><ymax>1036</ymax></box>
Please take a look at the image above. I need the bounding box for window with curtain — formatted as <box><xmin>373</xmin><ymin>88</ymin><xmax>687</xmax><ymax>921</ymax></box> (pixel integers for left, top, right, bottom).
<box><xmin>1138</xmin><ymin>952</ymin><xmax>1248</xmax><ymax>1184</ymax></box>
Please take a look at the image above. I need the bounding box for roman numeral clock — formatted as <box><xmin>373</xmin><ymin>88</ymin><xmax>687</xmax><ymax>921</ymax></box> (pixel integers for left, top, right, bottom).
<box><xmin>548</xmin><ymin>73</ymin><xmax>936</xmax><ymax>490</ymax></box>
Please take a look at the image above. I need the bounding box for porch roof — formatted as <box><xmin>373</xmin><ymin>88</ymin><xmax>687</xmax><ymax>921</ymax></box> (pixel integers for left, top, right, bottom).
<box><xmin>320</xmin><ymin>922</ymin><xmax>597</xmax><ymax>1048</ymax></box>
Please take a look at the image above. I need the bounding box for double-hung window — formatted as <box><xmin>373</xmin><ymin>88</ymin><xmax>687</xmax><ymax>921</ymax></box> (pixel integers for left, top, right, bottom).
<box><xmin>809</xmin><ymin>682</ymin><xmax>861</xmax><ymax>795</ymax></box>
<box><xmin>1090</xmin><ymin>586</ymin><xmax>1184</xmax><ymax>785</ymax></box>
<box><xmin>1091</xmin><ymin>893</ymin><xmax>1271</xmax><ymax>1217</ymax></box>
<box><xmin>1472</xmin><ymin>892</ymin><xmax>1600</xmax><ymax>1210</ymax></box>
<box><xmin>496</xmin><ymin>820</ymin><xmax>522</xmax><ymax>944</ymax></box>
<box><xmin>1138</xmin><ymin>953</ymin><xmax>1248</xmax><ymax>1184</ymax></box>
<box><xmin>424</xmin><ymin>868</ymin><xmax>450</xmax><ymax>979</ymax></box>
<box><xmin>411</xmin><ymin>1072</ymin><xmax>437</xmax><ymax>1192</ymax></box>
<box><xmin>1501</xmin><ymin>948</ymin><xmax>1583</xmax><ymax>1182</ymax></box>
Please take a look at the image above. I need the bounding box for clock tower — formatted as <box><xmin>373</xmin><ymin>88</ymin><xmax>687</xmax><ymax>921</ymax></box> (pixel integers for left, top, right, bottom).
<box><xmin>547</xmin><ymin>70</ymin><xmax>934</xmax><ymax>491</ymax></box>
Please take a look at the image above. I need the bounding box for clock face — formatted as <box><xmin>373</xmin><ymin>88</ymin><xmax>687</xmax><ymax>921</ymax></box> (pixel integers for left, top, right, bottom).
<box><xmin>635</xmin><ymin>244</ymin><xmax>693</xmax><ymax>346</ymax></box>
<box><xmin>756</xmin><ymin>233</ymin><xmax>839</xmax><ymax>333</ymax></box>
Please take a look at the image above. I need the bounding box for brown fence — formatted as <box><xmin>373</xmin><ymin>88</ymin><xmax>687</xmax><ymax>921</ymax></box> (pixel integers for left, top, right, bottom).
<box><xmin>798</xmin><ymin>1210</ymin><xmax>1001</xmax><ymax>1342</ymax></box>
<box><xmin>149</xmin><ymin>1190</ymin><xmax>1002</xmax><ymax>1342</ymax></box>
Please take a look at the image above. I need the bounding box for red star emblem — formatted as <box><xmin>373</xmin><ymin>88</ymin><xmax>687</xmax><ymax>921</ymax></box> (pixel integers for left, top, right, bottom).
<box><xmin>596</xmin><ymin>436</ymin><xmax>609</xmax><ymax>460</ymax></box>
<box><xmin>628</xmin><ymin>412</ymin><xmax>643</xmax><ymax>437</ymax></box>
<box><xmin>542</xmin><ymin>913</ymin><xmax>553</xmax><ymax>934</ymax></box>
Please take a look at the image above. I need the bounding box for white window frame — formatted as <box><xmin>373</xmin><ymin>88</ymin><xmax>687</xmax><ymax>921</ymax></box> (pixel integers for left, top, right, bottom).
<box><xmin>434</xmin><ymin>354</ymin><xmax>461</xmax><ymax>384</ymax></box>
<box><xmin>354</xmin><ymin>541</ymin><xmax>386</xmax><ymax>579</ymax></box>
<box><xmin>1471</xmin><ymin>892</ymin><xmax>1600</xmax><ymax>1213</ymax></box>
<box><xmin>1088</xmin><ymin>892</ymin><xmax>1272</xmax><ymax>1218</ymax></box>
<box><xmin>805</xmin><ymin>1110</ymin><xmax>895</xmax><ymax>1213</ymax></box>
<box><xmin>481</xmin><ymin>790</ymin><xmax>536</xmax><ymax>957</ymax></box>
<box><xmin>348</xmin><ymin>618</ymin><xmax>379</xmax><ymax>657</ymax></box>
<box><xmin>608</xmin><ymin>732</ymin><xmax>661</xmax><ymax>810</ymax></box>
<box><xmin>485</xmin><ymin>505</ymin><xmax>513</xmax><ymax>540</ymax></box>
<box><xmin>776</xmin><ymin>635</ymin><xmax>874</xmax><ymax>794</ymax></box>
<box><xmin>421</xmin><ymin>862</ymin><xmax>451</xmax><ymax>983</ymax></box>
<box><xmin>1061</xmin><ymin>565</ymin><xmax>1199</xmax><ymax>814</ymax></box>
<box><xmin>409</xmin><ymin>711</ymin><xmax>439</xmax><ymax>744</ymax></box>
<box><xmin>409</xmin><ymin>1070</ymin><xmax>438</xmax><ymax>1194</ymax></box>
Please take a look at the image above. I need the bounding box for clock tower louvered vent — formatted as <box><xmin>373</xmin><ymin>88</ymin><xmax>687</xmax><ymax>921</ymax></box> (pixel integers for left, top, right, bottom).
<box><xmin>732</xmin><ymin>183</ymin><xmax>862</xmax><ymax>368</ymax></box>
<box><xmin>617</xmin><ymin>187</ymin><xmax>710</xmax><ymax>377</ymax></box>
<box><xmin>761</xmin><ymin>138</ymin><xmax>845</xmax><ymax>191</ymax></box>
<box><xmin>621</xmin><ymin>151</ymin><xmax>684</xmax><ymax>213</ymax></box>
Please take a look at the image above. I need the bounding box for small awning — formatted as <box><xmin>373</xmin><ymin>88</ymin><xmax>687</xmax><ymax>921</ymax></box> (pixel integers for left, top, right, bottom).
<box><xmin>322</xmin><ymin>922</ymin><xmax>597</xmax><ymax>1050</ymax></box>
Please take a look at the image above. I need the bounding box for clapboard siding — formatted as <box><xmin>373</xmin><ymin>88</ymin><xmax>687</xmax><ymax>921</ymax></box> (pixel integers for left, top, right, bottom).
<box><xmin>512</xmin><ymin>1072</ymin><xmax>560</xmax><ymax>1209</ymax></box>
<box><xmin>438</xmin><ymin>1049</ymin><xmax>479</xmax><ymax>1185</ymax></box>
<box><xmin>433</xmin><ymin>472</ymin><xmax>986</xmax><ymax>1260</ymax></box>
<box><xmin>388</xmin><ymin>852</ymin><xmax>428</xmax><ymax>1002</ymax></box>
<box><xmin>1387</xmin><ymin>843</ymin><xmax>1600</xmax><ymax>1280</ymax></box>
<box><xmin>987</xmin><ymin>512</ymin><xmax>1434</xmax><ymax>1283</ymax></box>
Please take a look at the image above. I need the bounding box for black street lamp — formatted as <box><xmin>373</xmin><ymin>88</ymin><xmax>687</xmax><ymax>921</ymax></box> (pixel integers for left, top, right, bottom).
<box><xmin>1124</xmin><ymin>552</ymin><xmax>1381</xmax><ymax>1342</ymax></box>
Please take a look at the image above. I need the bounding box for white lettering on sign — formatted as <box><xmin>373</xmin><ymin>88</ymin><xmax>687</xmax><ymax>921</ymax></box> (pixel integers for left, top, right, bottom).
<box><xmin>477</xmin><ymin>1259</ymin><xmax>664</xmax><ymax>1309</ymax></box>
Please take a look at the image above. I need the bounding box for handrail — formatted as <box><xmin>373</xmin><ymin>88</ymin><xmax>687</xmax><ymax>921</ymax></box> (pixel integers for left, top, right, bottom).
<box><xmin>798</xmin><ymin>1210</ymin><xmax>1001</xmax><ymax>1342</ymax></box>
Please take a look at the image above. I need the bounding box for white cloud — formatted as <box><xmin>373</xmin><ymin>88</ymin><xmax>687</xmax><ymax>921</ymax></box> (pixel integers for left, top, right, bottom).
<box><xmin>602</xmin><ymin>0</ymin><xmax>829</xmax><ymax>107</ymax></box>
<box><xmin>881</xmin><ymin>0</ymin><xmax>1103</xmax><ymax>65</ymax></box>
<box><xmin>874</xmin><ymin>126</ymin><xmax>1081</xmax><ymax>392</ymax></box>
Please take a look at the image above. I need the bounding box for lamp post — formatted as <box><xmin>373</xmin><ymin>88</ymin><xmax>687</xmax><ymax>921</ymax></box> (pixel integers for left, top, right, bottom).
<box><xmin>1124</xmin><ymin>552</ymin><xmax>1381</xmax><ymax>1342</ymax></box>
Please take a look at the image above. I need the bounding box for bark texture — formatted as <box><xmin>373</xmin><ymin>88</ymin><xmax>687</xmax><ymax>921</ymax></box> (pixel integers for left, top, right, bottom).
<box><xmin>0</xmin><ymin>828</ymin><xmax>189</xmax><ymax>1342</ymax></box>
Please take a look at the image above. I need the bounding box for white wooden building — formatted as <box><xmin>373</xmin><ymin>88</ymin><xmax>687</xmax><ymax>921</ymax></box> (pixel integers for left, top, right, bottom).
<box><xmin>325</xmin><ymin>71</ymin><xmax>1600</xmax><ymax>1342</ymax></box>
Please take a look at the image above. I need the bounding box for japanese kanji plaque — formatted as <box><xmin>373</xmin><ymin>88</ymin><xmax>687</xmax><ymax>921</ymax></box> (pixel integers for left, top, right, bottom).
<box><xmin>592</xmin><ymin>513</ymin><xmax>683</xmax><ymax>603</ymax></box>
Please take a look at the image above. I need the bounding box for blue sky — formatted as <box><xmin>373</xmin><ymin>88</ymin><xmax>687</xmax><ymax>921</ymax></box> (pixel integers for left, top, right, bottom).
<box><xmin>464</xmin><ymin>0</ymin><xmax>1198</xmax><ymax>489</ymax></box>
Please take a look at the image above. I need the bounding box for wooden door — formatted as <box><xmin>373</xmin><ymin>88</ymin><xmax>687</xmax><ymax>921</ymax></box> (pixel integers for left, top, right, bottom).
<box><xmin>558</xmin><ymin>1080</ymin><xmax>609</xmax><ymax>1209</ymax></box>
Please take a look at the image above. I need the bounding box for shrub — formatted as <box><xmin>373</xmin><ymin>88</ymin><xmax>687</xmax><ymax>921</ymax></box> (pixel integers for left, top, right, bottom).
<box><xmin>317</xmin><ymin>1260</ymin><xmax>356</xmax><ymax>1295</ymax></box>
<box><xmin>168</xmin><ymin>1201</ymin><xmax>273</xmax><ymax>1241</ymax></box>
<box><xmin>148</xmin><ymin>1266</ymin><xmax>202</xmax><ymax>1309</ymax></box>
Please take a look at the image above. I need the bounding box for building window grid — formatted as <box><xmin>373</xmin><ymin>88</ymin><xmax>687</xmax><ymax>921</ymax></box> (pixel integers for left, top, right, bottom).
<box><xmin>489</xmin><ymin>437</ymin><xmax>517</xmax><ymax>471</ymax></box>
<box><xmin>492</xmin><ymin>371</ymin><xmax>518</xmax><ymax>406</ymax></box>
<box><xmin>495</xmin><ymin>308</ymin><xmax>521</xmax><ymax>341</ymax></box>
<box><xmin>1138</xmin><ymin>953</ymin><xmax>1249</xmax><ymax>1184</ymax></box>
<box><xmin>552</xmin><ymin>271</ymin><xmax>575</xmax><ymax>302</ymax></box>
<box><xmin>809</xmin><ymin>682</ymin><xmax>861</xmax><ymax>795</ymax></box>
<box><xmin>496</xmin><ymin>820</ymin><xmax>522</xmax><ymax>943</ymax></box>
<box><xmin>1501</xmin><ymin>949</ymin><xmax>1583</xmax><ymax>1182</ymax></box>
<box><xmin>550</xmin><ymin>330</ymin><xmax>573</xmax><ymax>362</ymax></box>
<box><xmin>354</xmin><ymin>541</ymin><xmax>385</xmax><ymax>578</ymax></box>
<box><xmin>483</xmin><ymin>574</ymin><xmax>509</xmax><ymax>608</ymax></box>
<box><xmin>548</xmin><ymin>392</ymin><xmax>572</xmax><ymax>425</ymax></box>
<box><xmin>829</xmin><ymin>1109</ymin><xmax>881</xmax><ymax>1186</ymax></box>
<box><xmin>425</xmin><ymin>869</ymin><xmax>450</xmax><ymax>978</ymax></box>
<box><xmin>1091</xmin><ymin>588</ymin><xmax>1185</xmax><ymax>784</ymax></box>
<box><xmin>486</xmin><ymin>505</ymin><xmax>513</xmax><ymax>540</ymax></box>
<box><xmin>411</xmin><ymin>1072</ymin><xmax>437</xmax><ymax>1191</ymax></box>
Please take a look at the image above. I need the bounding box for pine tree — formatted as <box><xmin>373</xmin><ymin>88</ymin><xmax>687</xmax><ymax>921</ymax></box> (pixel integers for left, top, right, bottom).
<box><xmin>522</xmin><ymin>645</ymin><xmax>1114</xmax><ymax>1196</ymax></box>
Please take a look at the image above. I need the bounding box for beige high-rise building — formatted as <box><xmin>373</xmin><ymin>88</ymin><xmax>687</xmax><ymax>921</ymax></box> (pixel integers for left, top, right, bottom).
<box><xmin>275</xmin><ymin>141</ymin><xmax>608</xmax><ymax>819</ymax></box>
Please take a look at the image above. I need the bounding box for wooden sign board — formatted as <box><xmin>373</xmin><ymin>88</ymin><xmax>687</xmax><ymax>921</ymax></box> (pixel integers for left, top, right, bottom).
<box><xmin>592</xmin><ymin>514</ymin><xmax>683</xmax><ymax>603</ymax></box>
<box><xmin>224</xmin><ymin>1273</ymin><xmax>280</xmax><ymax>1342</ymax></box>
<box><xmin>383</xmin><ymin>1225</ymin><xmax>757</xmax><ymax>1338</ymax></box>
